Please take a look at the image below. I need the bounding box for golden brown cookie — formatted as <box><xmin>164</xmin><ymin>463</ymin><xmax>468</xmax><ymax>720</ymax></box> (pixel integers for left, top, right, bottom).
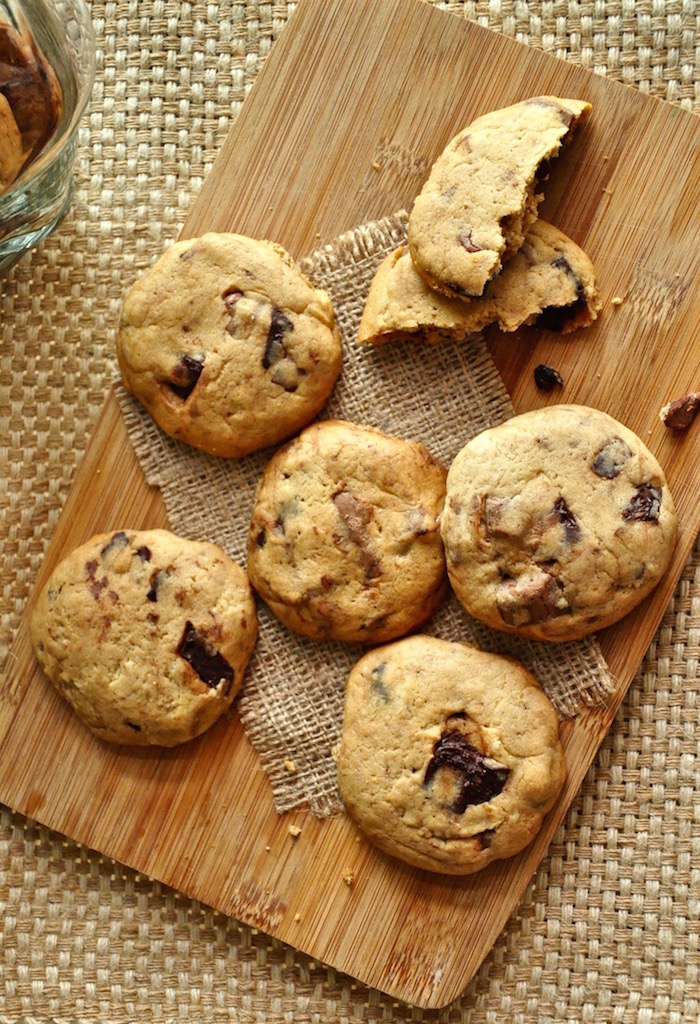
<box><xmin>247</xmin><ymin>420</ymin><xmax>448</xmax><ymax>644</ymax></box>
<box><xmin>30</xmin><ymin>529</ymin><xmax>258</xmax><ymax>746</ymax></box>
<box><xmin>441</xmin><ymin>406</ymin><xmax>677</xmax><ymax>641</ymax></box>
<box><xmin>117</xmin><ymin>232</ymin><xmax>342</xmax><ymax>457</ymax></box>
<box><xmin>0</xmin><ymin>92</ymin><xmax>23</xmax><ymax>192</ymax></box>
<box><xmin>408</xmin><ymin>96</ymin><xmax>591</xmax><ymax>298</ymax></box>
<box><xmin>357</xmin><ymin>220</ymin><xmax>601</xmax><ymax>345</ymax></box>
<box><xmin>335</xmin><ymin>636</ymin><xmax>566</xmax><ymax>874</ymax></box>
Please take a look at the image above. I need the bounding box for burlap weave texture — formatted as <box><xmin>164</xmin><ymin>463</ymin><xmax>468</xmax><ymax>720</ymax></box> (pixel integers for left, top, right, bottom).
<box><xmin>1</xmin><ymin>2</ymin><xmax>699</xmax><ymax>1021</ymax></box>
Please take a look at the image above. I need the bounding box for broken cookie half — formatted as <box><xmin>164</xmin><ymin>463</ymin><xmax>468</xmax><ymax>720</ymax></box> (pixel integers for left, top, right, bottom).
<box><xmin>407</xmin><ymin>96</ymin><xmax>591</xmax><ymax>299</ymax></box>
<box><xmin>357</xmin><ymin>219</ymin><xmax>601</xmax><ymax>346</ymax></box>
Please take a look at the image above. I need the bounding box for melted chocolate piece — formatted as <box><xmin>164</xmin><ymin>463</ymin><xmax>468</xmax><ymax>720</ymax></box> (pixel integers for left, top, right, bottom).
<box><xmin>332</xmin><ymin>488</ymin><xmax>382</xmax><ymax>582</ymax></box>
<box><xmin>176</xmin><ymin>621</ymin><xmax>234</xmax><ymax>691</ymax></box>
<box><xmin>100</xmin><ymin>531</ymin><xmax>129</xmax><ymax>558</ymax></box>
<box><xmin>553</xmin><ymin>497</ymin><xmax>581</xmax><ymax>543</ymax></box>
<box><xmin>146</xmin><ymin>569</ymin><xmax>168</xmax><ymax>603</ymax></box>
<box><xmin>458</xmin><ymin>229</ymin><xmax>481</xmax><ymax>253</ymax></box>
<box><xmin>533</xmin><ymin>364</ymin><xmax>564</xmax><ymax>391</ymax></box>
<box><xmin>125</xmin><ymin>720</ymin><xmax>142</xmax><ymax>732</ymax></box>
<box><xmin>369</xmin><ymin>662</ymin><xmax>390</xmax><ymax>703</ymax></box>
<box><xmin>591</xmin><ymin>437</ymin><xmax>632</xmax><ymax>479</ymax></box>
<box><xmin>166</xmin><ymin>354</ymin><xmax>204</xmax><ymax>401</ymax></box>
<box><xmin>136</xmin><ymin>546</ymin><xmax>152</xmax><ymax>561</ymax></box>
<box><xmin>263</xmin><ymin>307</ymin><xmax>294</xmax><ymax>369</ymax></box>
<box><xmin>622</xmin><ymin>484</ymin><xmax>662</xmax><ymax>523</ymax></box>
<box><xmin>498</xmin><ymin>572</ymin><xmax>570</xmax><ymax>626</ymax></box>
<box><xmin>424</xmin><ymin>730</ymin><xmax>509</xmax><ymax>813</ymax></box>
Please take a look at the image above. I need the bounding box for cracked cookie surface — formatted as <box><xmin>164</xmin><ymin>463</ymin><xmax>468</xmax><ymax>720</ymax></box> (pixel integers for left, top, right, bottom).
<box><xmin>408</xmin><ymin>96</ymin><xmax>590</xmax><ymax>299</ymax></box>
<box><xmin>117</xmin><ymin>232</ymin><xmax>342</xmax><ymax>457</ymax></box>
<box><xmin>441</xmin><ymin>405</ymin><xmax>677</xmax><ymax>641</ymax></box>
<box><xmin>357</xmin><ymin>220</ymin><xmax>601</xmax><ymax>346</ymax></box>
<box><xmin>247</xmin><ymin>420</ymin><xmax>448</xmax><ymax>644</ymax></box>
<box><xmin>335</xmin><ymin>635</ymin><xmax>566</xmax><ymax>874</ymax></box>
<box><xmin>30</xmin><ymin>529</ymin><xmax>258</xmax><ymax>746</ymax></box>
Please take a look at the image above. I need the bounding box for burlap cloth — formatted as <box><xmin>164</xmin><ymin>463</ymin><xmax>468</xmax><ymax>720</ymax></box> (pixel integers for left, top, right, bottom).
<box><xmin>1</xmin><ymin>1</ymin><xmax>698</xmax><ymax>1020</ymax></box>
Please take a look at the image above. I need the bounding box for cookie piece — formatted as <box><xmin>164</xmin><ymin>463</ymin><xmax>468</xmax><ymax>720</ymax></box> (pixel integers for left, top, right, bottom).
<box><xmin>30</xmin><ymin>529</ymin><xmax>258</xmax><ymax>746</ymax></box>
<box><xmin>357</xmin><ymin>221</ymin><xmax>601</xmax><ymax>345</ymax></box>
<box><xmin>441</xmin><ymin>405</ymin><xmax>677</xmax><ymax>641</ymax></box>
<box><xmin>408</xmin><ymin>96</ymin><xmax>591</xmax><ymax>299</ymax></box>
<box><xmin>0</xmin><ymin>11</ymin><xmax>62</xmax><ymax>164</ymax></box>
<box><xmin>0</xmin><ymin>92</ymin><xmax>23</xmax><ymax>192</ymax></box>
<box><xmin>247</xmin><ymin>419</ymin><xmax>447</xmax><ymax>644</ymax></box>
<box><xmin>117</xmin><ymin>233</ymin><xmax>342</xmax><ymax>457</ymax></box>
<box><xmin>335</xmin><ymin>636</ymin><xmax>566</xmax><ymax>874</ymax></box>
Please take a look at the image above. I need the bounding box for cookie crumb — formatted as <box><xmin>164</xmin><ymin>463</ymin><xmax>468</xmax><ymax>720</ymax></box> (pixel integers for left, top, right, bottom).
<box><xmin>284</xmin><ymin>758</ymin><xmax>297</xmax><ymax>773</ymax></box>
<box><xmin>294</xmin><ymin>912</ymin><xmax>301</xmax><ymax>922</ymax></box>
<box><xmin>660</xmin><ymin>392</ymin><xmax>700</xmax><ymax>430</ymax></box>
<box><xmin>265</xmin><ymin>845</ymin><xmax>271</xmax><ymax>851</ymax></box>
<box><xmin>288</xmin><ymin>824</ymin><xmax>302</xmax><ymax>838</ymax></box>
<box><xmin>372</xmin><ymin>161</ymin><xmax>381</xmax><ymax>171</ymax></box>
<box><xmin>343</xmin><ymin>870</ymin><xmax>354</xmax><ymax>886</ymax></box>
<box><xmin>610</xmin><ymin>296</ymin><xmax>624</xmax><ymax>306</ymax></box>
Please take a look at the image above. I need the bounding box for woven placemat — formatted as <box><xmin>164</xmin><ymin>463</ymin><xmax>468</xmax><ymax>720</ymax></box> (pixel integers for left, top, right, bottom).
<box><xmin>1</xmin><ymin>1</ymin><xmax>699</xmax><ymax>1020</ymax></box>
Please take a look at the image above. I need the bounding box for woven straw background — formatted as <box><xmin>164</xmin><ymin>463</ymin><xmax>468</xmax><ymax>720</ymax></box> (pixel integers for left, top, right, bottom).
<box><xmin>1</xmin><ymin>1</ymin><xmax>698</xmax><ymax>1021</ymax></box>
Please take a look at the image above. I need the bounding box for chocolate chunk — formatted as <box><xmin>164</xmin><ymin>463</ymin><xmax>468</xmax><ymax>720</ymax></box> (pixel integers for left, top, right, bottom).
<box><xmin>263</xmin><ymin>307</ymin><xmax>294</xmax><ymax>369</ymax></box>
<box><xmin>100</xmin><ymin>532</ymin><xmax>129</xmax><ymax>558</ymax></box>
<box><xmin>497</xmin><ymin>572</ymin><xmax>570</xmax><ymax>627</ymax></box>
<box><xmin>176</xmin><ymin>621</ymin><xmax>234</xmax><ymax>691</ymax></box>
<box><xmin>255</xmin><ymin>529</ymin><xmax>267</xmax><ymax>548</ymax></box>
<box><xmin>591</xmin><ymin>437</ymin><xmax>632</xmax><ymax>479</ymax></box>
<box><xmin>332</xmin><ymin>488</ymin><xmax>382</xmax><ymax>582</ymax></box>
<box><xmin>166</xmin><ymin>354</ymin><xmax>204</xmax><ymax>401</ymax></box>
<box><xmin>533</xmin><ymin>364</ymin><xmax>564</xmax><ymax>391</ymax></box>
<box><xmin>423</xmin><ymin>731</ymin><xmax>509</xmax><ymax>813</ymax></box>
<box><xmin>136</xmin><ymin>546</ymin><xmax>152</xmax><ymax>561</ymax></box>
<box><xmin>125</xmin><ymin>720</ymin><xmax>142</xmax><ymax>732</ymax></box>
<box><xmin>458</xmin><ymin>229</ymin><xmax>481</xmax><ymax>253</ymax></box>
<box><xmin>370</xmin><ymin>662</ymin><xmax>391</xmax><ymax>703</ymax></box>
<box><xmin>90</xmin><ymin>578</ymin><xmax>108</xmax><ymax>600</ymax></box>
<box><xmin>660</xmin><ymin>392</ymin><xmax>700</xmax><ymax>430</ymax></box>
<box><xmin>477</xmin><ymin>828</ymin><xmax>497</xmax><ymax>849</ymax></box>
<box><xmin>146</xmin><ymin>569</ymin><xmax>168</xmax><ymax>602</ymax></box>
<box><xmin>622</xmin><ymin>483</ymin><xmax>662</xmax><ymax>523</ymax></box>
<box><xmin>553</xmin><ymin>497</ymin><xmax>581</xmax><ymax>543</ymax></box>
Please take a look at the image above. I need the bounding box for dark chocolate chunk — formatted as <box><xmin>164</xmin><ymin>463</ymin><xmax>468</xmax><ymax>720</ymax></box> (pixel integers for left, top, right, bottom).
<box><xmin>533</xmin><ymin>364</ymin><xmax>564</xmax><ymax>391</ymax></box>
<box><xmin>553</xmin><ymin>497</ymin><xmax>581</xmax><ymax>543</ymax></box>
<box><xmin>176</xmin><ymin>621</ymin><xmax>234</xmax><ymax>691</ymax></box>
<box><xmin>255</xmin><ymin>529</ymin><xmax>267</xmax><ymax>548</ymax></box>
<box><xmin>146</xmin><ymin>569</ymin><xmax>168</xmax><ymax>602</ymax></box>
<box><xmin>622</xmin><ymin>483</ymin><xmax>662</xmax><ymax>523</ymax></box>
<box><xmin>263</xmin><ymin>307</ymin><xmax>294</xmax><ymax>369</ymax></box>
<box><xmin>332</xmin><ymin>488</ymin><xmax>382</xmax><ymax>582</ymax></box>
<box><xmin>478</xmin><ymin>828</ymin><xmax>497</xmax><ymax>849</ymax></box>
<box><xmin>125</xmin><ymin>720</ymin><xmax>142</xmax><ymax>732</ymax></box>
<box><xmin>591</xmin><ymin>437</ymin><xmax>632</xmax><ymax>479</ymax></box>
<box><xmin>660</xmin><ymin>392</ymin><xmax>700</xmax><ymax>431</ymax></box>
<box><xmin>369</xmin><ymin>662</ymin><xmax>391</xmax><ymax>703</ymax></box>
<box><xmin>497</xmin><ymin>572</ymin><xmax>570</xmax><ymax>626</ymax></box>
<box><xmin>458</xmin><ymin>229</ymin><xmax>481</xmax><ymax>253</ymax></box>
<box><xmin>166</xmin><ymin>354</ymin><xmax>205</xmax><ymax>401</ymax></box>
<box><xmin>424</xmin><ymin>730</ymin><xmax>509</xmax><ymax>813</ymax></box>
<box><xmin>100</xmin><ymin>531</ymin><xmax>129</xmax><ymax>558</ymax></box>
<box><xmin>136</xmin><ymin>546</ymin><xmax>152</xmax><ymax>561</ymax></box>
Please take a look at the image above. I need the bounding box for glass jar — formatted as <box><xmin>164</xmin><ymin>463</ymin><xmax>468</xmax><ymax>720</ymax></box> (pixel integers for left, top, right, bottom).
<box><xmin>0</xmin><ymin>0</ymin><xmax>95</xmax><ymax>274</ymax></box>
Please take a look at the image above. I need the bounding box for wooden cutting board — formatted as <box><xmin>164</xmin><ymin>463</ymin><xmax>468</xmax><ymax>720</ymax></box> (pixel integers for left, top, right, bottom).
<box><xmin>2</xmin><ymin>0</ymin><xmax>699</xmax><ymax>1008</ymax></box>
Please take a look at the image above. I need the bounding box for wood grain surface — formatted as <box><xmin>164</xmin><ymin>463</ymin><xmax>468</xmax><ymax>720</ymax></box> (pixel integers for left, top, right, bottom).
<box><xmin>2</xmin><ymin>0</ymin><xmax>700</xmax><ymax>1008</ymax></box>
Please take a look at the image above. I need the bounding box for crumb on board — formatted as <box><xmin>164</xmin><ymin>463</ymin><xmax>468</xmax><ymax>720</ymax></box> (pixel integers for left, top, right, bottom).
<box><xmin>288</xmin><ymin>824</ymin><xmax>302</xmax><ymax>838</ymax></box>
<box><xmin>284</xmin><ymin>758</ymin><xmax>297</xmax><ymax>773</ymax></box>
<box><xmin>294</xmin><ymin>912</ymin><xmax>301</xmax><ymax>922</ymax></box>
<box><xmin>343</xmin><ymin>870</ymin><xmax>354</xmax><ymax>887</ymax></box>
<box><xmin>265</xmin><ymin>845</ymin><xmax>271</xmax><ymax>852</ymax></box>
<box><xmin>610</xmin><ymin>296</ymin><xmax>624</xmax><ymax>305</ymax></box>
<box><xmin>372</xmin><ymin>161</ymin><xmax>381</xmax><ymax>170</ymax></box>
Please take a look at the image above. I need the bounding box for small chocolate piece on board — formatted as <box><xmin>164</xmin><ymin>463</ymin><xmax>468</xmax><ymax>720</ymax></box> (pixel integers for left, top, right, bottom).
<box><xmin>660</xmin><ymin>392</ymin><xmax>700</xmax><ymax>431</ymax></box>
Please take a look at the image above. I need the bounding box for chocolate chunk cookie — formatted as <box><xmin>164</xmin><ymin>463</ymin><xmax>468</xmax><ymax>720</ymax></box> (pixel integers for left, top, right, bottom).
<box><xmin>0</xmin><ymin>92</ymin><xmax>23</xmax><ymax>192</ymax></box>
<box><xmin>408</xmin><ymin>96</ymin><xmax>591</xmax><ymax>299</ymax></box>
<box><xmin>117</xmin><ymin>232</ymin><xmax>342</xmax><ymax>457</ymax></box>
<box><xmin>247</xmin><ymin>420</ymin><xmax>448</xmax><ymax>644</ymax></box>
<box><xmin>357</xmin><ymin>220</ymin><xmax>601</xmax><ymax>346</ymax></box>
<box><xmin>30</xmin><ymin>529</ymin><xmax>258</xmax><ymax>746</ymax></box>
<box><xmin>441</xmin><ymin>405</ymin><xmax>677</xmax><ymax>641</ymax></box>
<box><xmin>335</xmin><ymin>636</ymin><xmax>566</xmax><ymax>874</ymax></box>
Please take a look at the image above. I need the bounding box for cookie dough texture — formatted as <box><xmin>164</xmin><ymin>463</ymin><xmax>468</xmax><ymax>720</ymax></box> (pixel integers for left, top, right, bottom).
<box><xmin>335</xmin><ymin>636</ymin><xmax>566</xmax><ymax>874</ymax></box>
<box><xmin>441</xmin><ymin>405</ymin><xmax>677</xmax><ymax>641</ymax></box>
<box><xmin>247</xmin><ymin>420</ymin><xmax>448</xmax><ymax>644</ymax></box>
<box><xmin>408</xmin><ymin>96</ymin><xmax>591</xmax><ymax>299</ymax></box>
<box><xmin>117</xmin><ymin>232</ymin><xmax>342</xmax><ymax>457</ymax></box>
<box><xmin>30</xmin><ymin>529</ymin><xmax>258</xmax><ymax>746</ymax></box>
<box><xmin>357</xmin><ymin>220</ymin><xmax>601</xmax><ymax>346</ymax></box>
